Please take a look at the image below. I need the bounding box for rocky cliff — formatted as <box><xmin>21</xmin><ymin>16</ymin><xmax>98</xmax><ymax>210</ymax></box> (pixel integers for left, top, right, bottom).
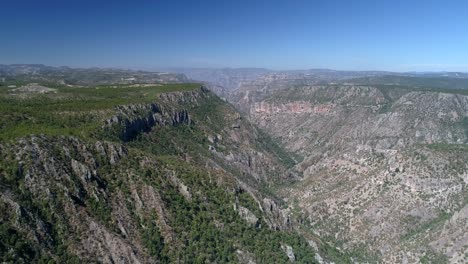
<box><xmin>0</xmin><ymin>85</ymin><xmax>345</xmax><ymax>263</ymax></box>
<box><xmin>230</xmin><ymin>84</ymin><xmax>468</xmax><ymax>263</ymax></box>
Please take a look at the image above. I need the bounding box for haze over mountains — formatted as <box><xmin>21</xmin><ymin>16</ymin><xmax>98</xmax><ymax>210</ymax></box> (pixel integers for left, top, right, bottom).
<box><xmin>4</xmin><ymin>63</ymin><xmax>468</xmax><ymax>97</ymax></box>
<box><xmin>168</xmin><ymin>67</ymin><xmax>468</xmax><ymax>90</ymax></box>
<box><xmin>1</xmin><ymin>64</ymin><xmax>467</xmax><ymax>263</ymax></box>
<box><xmin>2</xmin><ymin>0</ymin><xmax>468</xmax><ymax>263</ymax></box>
<box><xmin>176</xmin><ymin>66</ymin><xmax>468</xmax><ymax>263</ymax></box>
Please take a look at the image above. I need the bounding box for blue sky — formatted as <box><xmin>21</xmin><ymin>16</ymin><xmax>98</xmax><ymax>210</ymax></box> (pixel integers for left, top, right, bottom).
<box><xmin>1</xmin><ymin>0</ymin><xmax>468</xmax><ymax>71</ymax></box>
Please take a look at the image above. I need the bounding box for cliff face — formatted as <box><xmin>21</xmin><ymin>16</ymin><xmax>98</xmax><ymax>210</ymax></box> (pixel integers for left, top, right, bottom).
<box><xmin>248</xmin><ymin>87</ymin><xmax>468</xmax><ymax>154</ymax></box>
<box><xmin>105</xmin><ymin>93</ymin><xmax>196</xmax><ymax>141</ymax></box>
<box><xmin>1</xmin><ymin>136</ymin><xmax>147</xmax><ymax>263</ymax></box>
<box><xmin>252</xmin><ymin>101</ymin><xmax>313</xmax><ymax>114</ymax></box>
<box><xmin>4</xmin><ymin>74</ymin><xmax>466</xmax><ymax>263</ymax></box>
<box><xmin>228</xmin><ymin>84</ymin><xmax>468</xmax><ymax>263</ymax></box>
<box><xmin>0</xmin><ymin>86</ymin><xmax>339</xmax><ymax>263</ymax></box>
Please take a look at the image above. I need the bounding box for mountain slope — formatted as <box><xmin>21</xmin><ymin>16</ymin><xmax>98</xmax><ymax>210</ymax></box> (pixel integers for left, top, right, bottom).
<box><xmin>0</xmin><ymin>83</ymin><xmax>348</xmax><ymax>263</ymax></box>
<box><xmin>231</xmin><ymin>84</ymin><xmax>468</xmax><ymax>263</ymax></box>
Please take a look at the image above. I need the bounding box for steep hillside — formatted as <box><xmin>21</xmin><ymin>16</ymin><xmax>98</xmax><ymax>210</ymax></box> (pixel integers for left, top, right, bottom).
<box><xmin>0</xmin><ymin>84</ymin><xmax>349</xmax><ymax>263</ymax></box>
<box><xmin>234</xmin><ymin>84</ymin><xmax>468</xmax><ymax>263</ymax></box>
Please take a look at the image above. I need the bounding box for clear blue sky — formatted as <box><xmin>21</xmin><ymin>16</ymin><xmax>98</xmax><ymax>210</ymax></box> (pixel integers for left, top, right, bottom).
<box><xmin>1</xmin><ymin>0</ymin><xmax>468</xmax><ymax>71</ymax></box>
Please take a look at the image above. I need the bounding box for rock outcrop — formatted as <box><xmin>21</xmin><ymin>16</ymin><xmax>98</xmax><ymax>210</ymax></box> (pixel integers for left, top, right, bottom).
<box><xmin>0</xmin><ymin>87</ymin><xmax>328</xmax><ymax>263</ymax></box>
<box><xmin>228</xmin><ymin>84</ymin><xmax>468</xmax><ymax>263</ymax></box>
<box><xmin>105</xmin><ymin>90</ymin><xmax>201</xmax><ymax>141</ymax></box>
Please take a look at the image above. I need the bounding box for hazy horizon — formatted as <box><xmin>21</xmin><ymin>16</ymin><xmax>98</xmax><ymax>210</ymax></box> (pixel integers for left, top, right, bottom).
<box><xmin>1</xmin><ymin>2</ymin><xmax>468</xmax><ymax>262</ymax></box>
<box><xmin>4</xmin><ymin>63</ymin><xmax>468</xmax><ymax>75</ymax></box>
<box><xmin>2</xmin><ymin>0</ymin><xmax>468</xmax><ymax>72</ymax></box>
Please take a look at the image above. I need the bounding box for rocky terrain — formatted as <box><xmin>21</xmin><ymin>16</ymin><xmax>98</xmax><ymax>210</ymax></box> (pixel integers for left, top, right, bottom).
<box><xmin>175</xmin><ymin>67</ymin><xmax>468</xmax><ymax>98</ymax></box>
<box><xmin>10</xmin><ymin>83</ymin><xmax>57</xmax><ymax>94</ymax></box>
<box><xmin>224</xmin><ymin>82</ymin><xmax>468</xmax><ymax>263</ymax></box>
<box><xmin>1</xmin><ymin>66</ymin><xmax>468</xmax><ymax>263</ymax></box>
<box><xmin>0</xmin><ymin>82</ymin><xmax>353</xmax><ymax>263</ymax></box>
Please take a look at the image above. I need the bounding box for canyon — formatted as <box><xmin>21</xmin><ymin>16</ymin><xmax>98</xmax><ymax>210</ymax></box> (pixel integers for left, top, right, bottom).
<box><xmin>1</xmin><ymin>65</ymin><xmax>467</xmax><ymax>263</ymax></box>
<box><xmin>197</xmin><ymin>71</ymin><xmax>468</xmax><ymax>263</ymax></box>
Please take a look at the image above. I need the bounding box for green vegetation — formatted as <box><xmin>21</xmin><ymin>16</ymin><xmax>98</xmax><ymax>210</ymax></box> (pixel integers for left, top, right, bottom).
<box><xmin>141</xmin><ymin>214</ymin><xmax>167</xmax><ymax>261</ymax></box>
<box><xmin>401</xmin><ymin>212</ymin><xmax>451</xmax><ymax>241</ymax></box>
<box><xmin>0</xmin><ymin>222</ymin><xmax>36</xmax><ymax>262</ymax></box>
<box><xmin>349</xmin><ymin>75</ymin><xmax>468</xmax><ymax>93</ymax></box>
<box><xmin>419</xmin><ymin>251</ymin><xmax>449</xmax><ymax>264</ymax></box>
<box><xmin>128</xmin><ymin>155</ymin><xmax>317</xmax><ymax>263</ymax></box>
<box><xmin>0</xmin><ymin>156</ymin><xmax>80</xmax><ymax>263</ymax></box>
<box><xmin>256</xmin><ymin>129</ymin><xmax>300</xmax><ymax>169</ymax></box>
<box><xmin>425</xmin><ymin>143</ymin><xmax>468</xmax><ymax>152</ymax></box>
<box><xmin>463</xmin><ymin>117</ymin><xmax>468</xmax><ymax>140</ymax></box>
<box><xmin>0</xmin><ymin>83</ymin><xmax>346</xmax><ymax>263</ymax></box>
<box><xmin>315</xmin><ymin>235</ymin><xmax>379</xmax><ymax>264</ymax></box>
<box><xmin>0</xmin><ymin>83</ymin><xmax>200</xmax><ymax>141</ymax></box>
<box><xmin>0</xmin><ymin>65</ymin><xmax>188</xmax><ymax>87</ymax></box>
<box><xmin>370</xmin><ymin>83</ymin><xmax>468</xmax><ymax>97</ymax></box>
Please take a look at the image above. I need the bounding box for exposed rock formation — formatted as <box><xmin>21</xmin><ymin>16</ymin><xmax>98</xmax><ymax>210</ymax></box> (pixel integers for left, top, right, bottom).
<box><xmin>0</xmin><ymin>87</ymin><xmax>329</xmax><ymax>263</ymax></box>
<box><xmin>230</xmin><ymin>84</ymin><xmax>468</xmax><ymax>262</ymax></box>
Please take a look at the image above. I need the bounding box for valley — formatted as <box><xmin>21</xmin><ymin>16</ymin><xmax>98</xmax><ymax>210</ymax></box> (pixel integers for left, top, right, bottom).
<box><xmin>192</xmin><ymin>69</ymin><xmax>468</xmax><ymax>263</ymax></box>
<box><xmin>3</xmin><ymin>1</ymin><xmax>468</xmax><ymax>263</ymax></box>
<box><xmin>0</xmin><ymin>65</ymin><xmax>467</xmax><ymax>263</ymax></box>
<box><xmin>0</xmin><ymin>70</ymin><xmax>344</xmax><ymax>263</ymax></box>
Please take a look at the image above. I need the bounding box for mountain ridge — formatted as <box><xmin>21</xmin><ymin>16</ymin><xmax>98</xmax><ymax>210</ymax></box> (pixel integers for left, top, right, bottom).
<box><xmin>0</xmin><ymin>83</ymin><xmax>352</xmax><ymax>263</ymax></box>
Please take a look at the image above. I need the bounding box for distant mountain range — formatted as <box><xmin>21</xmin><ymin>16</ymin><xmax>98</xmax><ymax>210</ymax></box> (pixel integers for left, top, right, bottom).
<box><xmin>0</xmin><ymin>64</ymin><xmax>188</xmax><ymax>86</ymax></box>
<box><xmin>1</xmin><ymin>64</ymin><xmax>467</xmax><ymax>262</ymax></box>
<box><xmin>166</xmin><ymin>67</ymin><xmax>468</xmax><ymax>92</ymax></box>
<box><xmin>2</xmin><ymin>64</ymin><xmax>468</xmax><ymax>89</ymax></box>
